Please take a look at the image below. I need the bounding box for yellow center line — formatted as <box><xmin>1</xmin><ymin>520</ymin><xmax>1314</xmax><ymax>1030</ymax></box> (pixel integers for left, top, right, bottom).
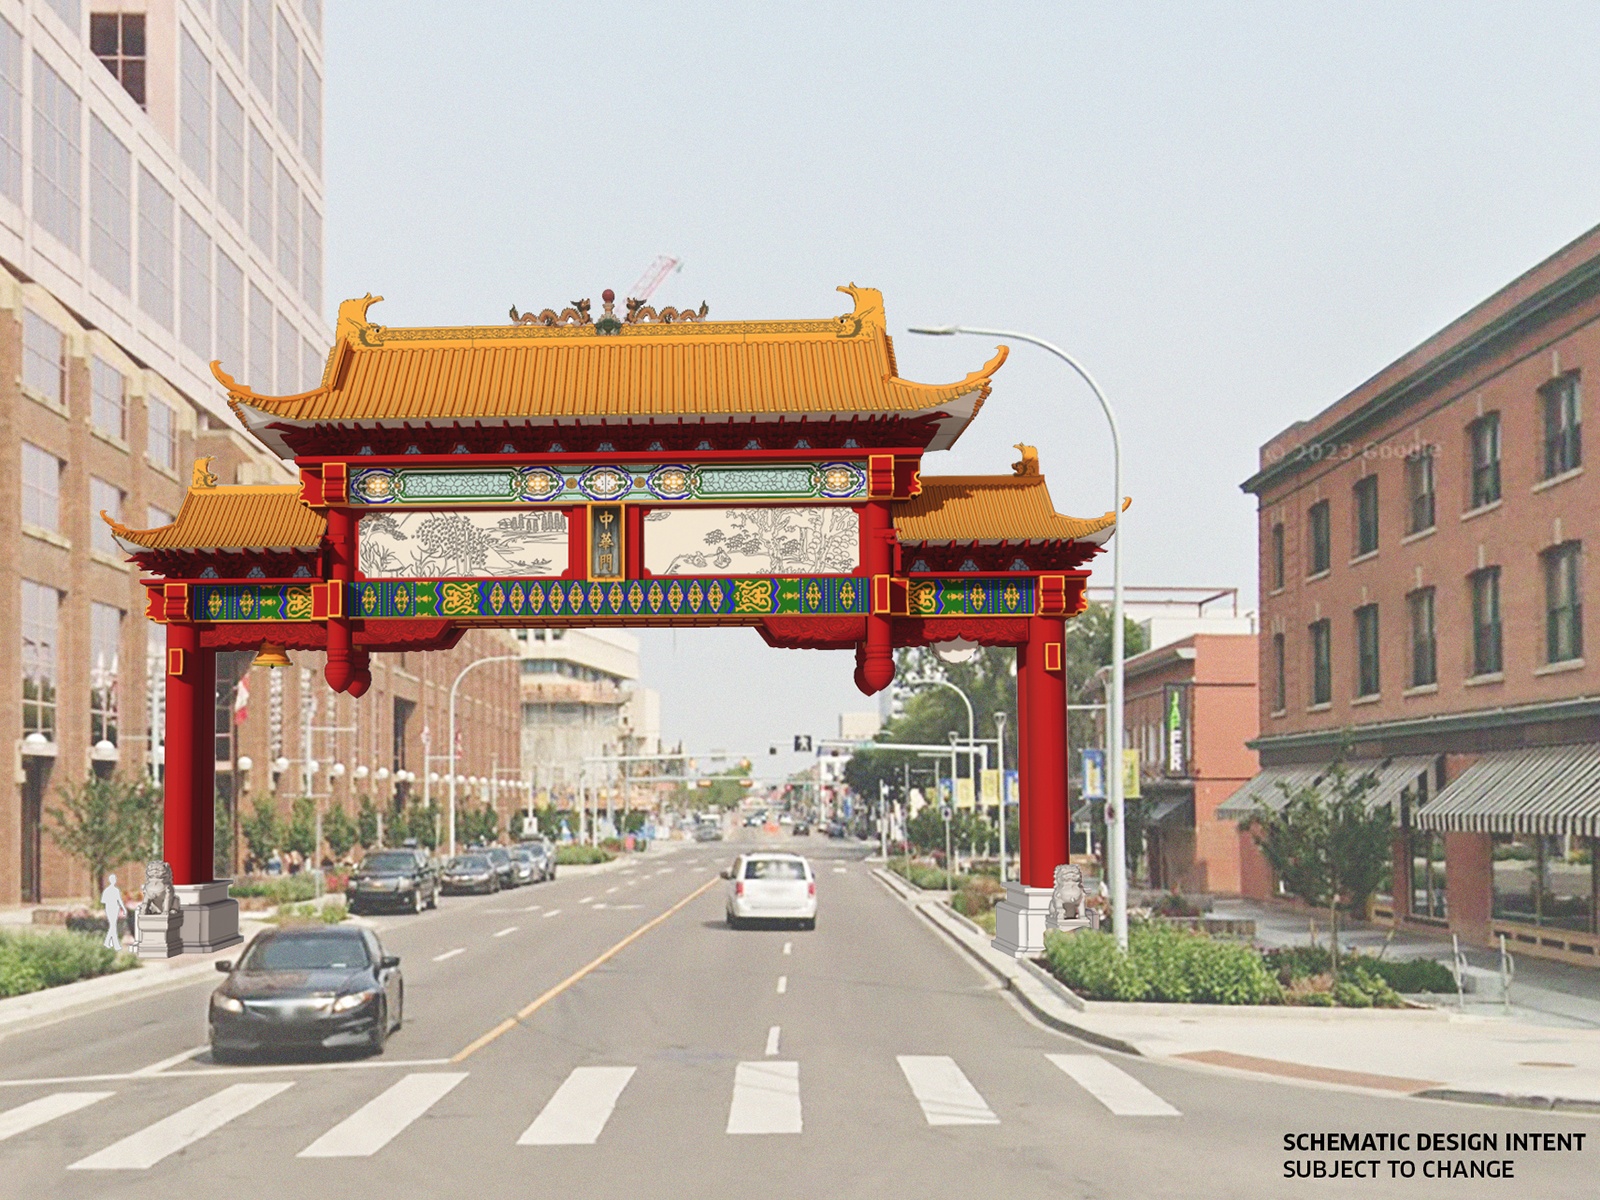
<box><xmin>451</xmin><ymin>876</ymin><xmax>719</xmax><ymax>1063</ymax></box>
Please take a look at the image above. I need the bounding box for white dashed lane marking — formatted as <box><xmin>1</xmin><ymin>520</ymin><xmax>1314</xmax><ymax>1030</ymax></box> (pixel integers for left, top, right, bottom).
<box><xmin>433</xmin><ymin>948</ymin><xmax>465</xmax><ymax>962</ymax></box>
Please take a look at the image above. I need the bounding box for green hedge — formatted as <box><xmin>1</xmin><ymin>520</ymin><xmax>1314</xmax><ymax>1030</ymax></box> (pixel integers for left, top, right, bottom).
<box><xmin>1043</xmin><ymin>925</ymin><xmax>1280</xmax><ymax>1005</ymax></box>
<box><xmin>889</xmin><ymin>858</ymin><xmax>965</xmax><ymax>891</ymax></box>
<box><xmin>229</xmin><ymin>875</ymin><xmax>318</xmax><ymax>904</ymax></box>
<box><xmin>0</xmin><ymin>930</ymin><xmax>139</xmax><ymax>998</ymax></box>
<box><xmin>555</xmin><ymin>844</ymin><xmax>614</xmax><ymax>865</ymax></box>
<box><xmin>270</xmin><ymin>901</ymin><xmax>348</xmax><ymax>926</ymax></box>
<box><xmin>1263</xmin><ymin>946</ymin><xmax>1454</xmax><ymax>994</ymax></box>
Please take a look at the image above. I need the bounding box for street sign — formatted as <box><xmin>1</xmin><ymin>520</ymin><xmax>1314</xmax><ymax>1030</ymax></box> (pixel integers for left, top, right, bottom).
<box><xmin>1123</xmin><ymin>748</ymin><xmax>1142</xmax><ymax>800</ymax></box>
<box><xmin>1081</xmin><ymin>748</ymin><xmax>1107</xmax><ymax>800</ymax></box>
<box><xmin>939</xmin><ymin>805</ymin><xmax>952</xmax><ymax>821</ymax></box>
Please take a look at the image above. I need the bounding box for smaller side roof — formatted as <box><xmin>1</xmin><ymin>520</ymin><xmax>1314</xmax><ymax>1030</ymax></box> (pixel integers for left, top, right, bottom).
<box><xmin>106</xmin><ymin>478</ymin><xmax>325</xmax><ymax>554</ymax></box>
<box><xmin>894</xmin><ymin>473</ymin><xmax>1124</xmax><ymax>545</ymax></box>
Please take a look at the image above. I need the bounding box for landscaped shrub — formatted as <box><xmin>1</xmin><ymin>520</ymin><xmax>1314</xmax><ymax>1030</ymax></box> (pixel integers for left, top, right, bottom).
<box><xmin>1043</xmin><ymin>925</ymin><xmax>1281</xmax><ymax>1005</ymax></box>
<box><xmin>229</xmin><ymin>875</ymin><xmax>318</xmax><ymax>904</ymax></box>
<box><xmin>555</xmin><ymin>844</ymin><xmax>614</xmax><ymax>866</ymax></box>
<box><xmin>1366</xmin><ymin>957</ymin><xmax>1455</xmax><ymax>993</ymax></box>
<box><xmin>1263</xmin><ymin>945</ymin><xmax>1452</xmax><ymax>996</ymax></box>
<box><xmin>952</xmin><ymin>875</ymin><xmax>1006</xmax><ymax>920</ymax></box>
<box><xmin>0</xmin><ymin>930</ymin><xmax>137</xmax><ymax>997</ymax></box>
<box><xmin>271</xmin><ymin>901</ymin><xmax>347</xmax><ymax>925</ymax></box>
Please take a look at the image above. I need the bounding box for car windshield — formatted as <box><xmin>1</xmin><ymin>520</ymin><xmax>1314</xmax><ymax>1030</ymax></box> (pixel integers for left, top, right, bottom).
<box><xmin>487</xmin><ymin>848</ymin><xmax>508</xmax><ymax>861</ymax></box>
<box><xmin>744</xmin><ymin>858</ymin><xmax>807</xmax><ymax>880</ymax></box>
<box><xmin>360</xmin><ymin>852</ymin><xmax>417</xmax><ymax>873</ymax></box>
<box><xmin>448</xmin><ymin>856</ymin><xmax>490</xmax><ymax>871</ymax></box>
<box><xmin>241</xmin><ymin>934</ymin><xmax>370</xmax><ymax>972</ymax></box>
<box><xmin>508</xmin><ymin>849</ymin><xmax>533</xmax><ymax>860</ymax></box>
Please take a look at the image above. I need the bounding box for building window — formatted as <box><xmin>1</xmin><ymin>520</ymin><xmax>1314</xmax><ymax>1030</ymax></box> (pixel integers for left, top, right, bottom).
<box><xmin>1468</xmin><ymin>412</ymin><xmax>1501</xmax><ymax>508</ymax></box>
<box><xmin>248</xmin><ymin>123</ymin><xmax>273</xmax><ymax>255</ymax></box>
<box><xmin>1544</xmin><ymin>541</ymin><xmax>1583</xmax><ymax>664</ymax></box>
<box><xmin>21</xmin><ymin>580</ymin><xmax>59</xmax><ymax>742</ymax></box>
<box><xmin>1405</xmin><ymin>448</ymin><xmax>1435</xmax><ymax>533</ymax></box>
<box><xmin>1309</xmin><ymin>619</ymin><xmax>1331</xmax><ymax>706</ymax></box>
<box><xmin>215</xmin><ymin>82</ymin><xmax>245</xmax><ymax>223</ymax></box>
<box><xmin>1307</xmin><ymin>500</ymin><xmax>1330</xmax><ymax>575</ymax></box>
<box><xmin>32</xmin><ymin>55</ymin><xmax>81</xmax><ymax>251</ymax></box>
<box><xmin>1542</xmin><ymin>373</ymin><xmax>1582</xmax><ymax>479</ymax></box>
<box><xmin>88</xmin><ymin>115</ymin><xmax>132</xmax><ymax>293</ymax></box>
<box><xmin>217</xmin><ymin>0</ymin><xmax>244</xmax><ymax>60</ymax></box>
<box><xmin>22</xmin><ymin>310</ymin><xmax>65</xmax><ymax>406</ymax></box>
<box><xmin>1408</xmin><ymin>587</ymin><xmax>1437</xmax><ymax>687</ymax></box>
<box><xmin>301</xmin><ymin>199</ymin><xmax>322</xmax><ymax>309</ymax></box>
<box><xmin>0</xmin><ymin>18</ymin><xmax>21</xmax><ymax>203</ymax></box>
<box><xmin>91</xmin><ymin>357</ymin><xmax>125</xmax><ymax>440</ymax></box>
<box><xmin>217</xmin><ymin>249</ymin><xmax>245</xmax><ymax>375</ymax></box>
<box><xmin>277</xmin><ymin>312</ymin><xmax>298</xmax><ymax>393</ymax></box>
<box><xmin>1470</xmin><ymin>566</ymin><xmax>1503</xmax><ymax>676</ymax></box>
<box><xmin>249</xmin><ymin>284</ymin><xmax>274</xmax><ymax>391</ymax></box>
<box><xmin>90</xmin><ymin>12</ymin><xmax>146</xmax><ymax>108</ymax></box>
<box><xmin>90</xmin><ymin>601</ymin><xmax>122</xmax><ymax>747</ymax></box>
<box><xmin>302</xmin><ymin>337</ymin><xmax>323</xmax><ymax>393</ymax></box>
<box><xmin>91</xmin><ymin>477</ymin><xmax>122</xmax><ymax>556</ymax></box>
<box><xmin>179</xmin><ymin>29</ymin><xmax>210</xmax><ymax>182</ymax></box>
<box><xmin>1492</xmin><ymin>834</ymin><xmax>1596</xmax><ymax>932</ymax></box>
<box><xmin>179</xmin><ymin>211</ymin><xmax>212</xmax><ymax>359</ymax></box>
<box><xmin>248</xmin><ymin>0</ymin><xmax>274</xmax><ymax>100</ymax></box>
<box><xmin>276</xmin><ymin>162</ymin><xmax>299</xmax><ymax>286</ymax></box>
<box><xmin>301</xmin><ymin>54</ymin><xmax>322</xmax><ymax>174</ymax></box>
<box><xmin>138</xmin><ymin>168</ymin><xmax>175</xmax><ymax>330</ymax></box>
<box><xmin>1271</xmin><ymin>632</ymin><xmax>1286</xmax><ymax>713</ymax></box>
<box><xmin>1354</xmin><ymin>604</ymin><xmax>1380</xmax><ymax>696</ymax></box>
<box><xmin>1352</xmin><ymin>475</ymin><xmax>1379</xmax><ymax>556</ymax></box>
<box><xmin>275</xmin><ymin>9</ymin><xmax>299</xmax><ymax>139</ymax></box>
<box><xmin>147</xmin><ymin>398</ymin><xmax>177</xmax><ymax>471</ymax></box>
<box><xmin>1270</xmin><ymin>523</ymin><xmax>1284</xmax><ymax>591</ymax></box>
<box><xmin>22</xmin><ymin>444</ymin><xmax>62</xmax><ymax>532</ymax></box>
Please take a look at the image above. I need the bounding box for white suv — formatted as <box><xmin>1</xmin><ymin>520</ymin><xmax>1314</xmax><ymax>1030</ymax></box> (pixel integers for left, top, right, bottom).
<box><xmin>723</xmin><ymin>853</ymin><xmax>817</xmax><ymax>930</ymax></box>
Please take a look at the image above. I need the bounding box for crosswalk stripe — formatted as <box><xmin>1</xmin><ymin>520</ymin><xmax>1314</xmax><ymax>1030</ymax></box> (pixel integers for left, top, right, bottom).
<box><xmin>897</xmin><ymin>1056</ymin><xmax>999</xmax><ymax>1126</ymax></box>
<box><xmin>68</xmin><ymin>1082</ymin><xmax>293</xmax><ymax>1169</ymax></box>
<box><xmin>1047</xmin><ymin>1054</ymin><xmax>1180</xmax><ymax>1116</ymax></box>
<box><xmin>765</xmin><ymin>1026</ymin><xmax>781</xmax><ymax>1056</ymax></box>
<box><xmin>518</xmin><ymin>1067</ymin><xmax>636</xmax><ymax>1145</ymax></box>
<box><xmin>298</xmin><ymin>1073</ymin><xmax>467</xmax><ymax>1157</ymax></box>
<box><xmin>0</xmin><ymin>1092</ymin><xmax>113</xmax><ymax>1141</ymax></box>
<box><xmin>726</xmin><ymin>1061</ymin><xmax>801</xmax><ymax>1135</ymax></box>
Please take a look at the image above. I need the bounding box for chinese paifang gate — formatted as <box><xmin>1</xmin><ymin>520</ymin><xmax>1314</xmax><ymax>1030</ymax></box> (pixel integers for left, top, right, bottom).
<box><xmin>106</xmin><ymin>285</ymin><xmax>1124</xmax><ymax>956</ymax></box>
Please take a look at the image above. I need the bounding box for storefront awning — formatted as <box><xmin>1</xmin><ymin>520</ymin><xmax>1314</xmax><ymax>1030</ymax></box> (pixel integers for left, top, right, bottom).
<box><xmin>1414</xmin><ymin>744</ymin><xmax>1600</xmax><ymax>836</ymax></box>
<box><xmin>1214</xmin><ymin>756</ymin><xmax>1435</xmax><ymax>820</ymax></box>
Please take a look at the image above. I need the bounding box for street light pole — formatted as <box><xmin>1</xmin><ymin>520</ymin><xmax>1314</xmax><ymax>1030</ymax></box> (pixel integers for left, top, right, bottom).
<box><xmin>910</xmin><ymin>323</ymin><xmax>1128</xmax><ymax>950</ymax></box>
<box><xmin>994</xmin><ymin>710</ymin><xmax>1008</xmax><ymax>883</ymax></box>
<box><xmin>448</xmin><ymin>655</ymin><xmax>522</xmax><ymax>858</ymax></box>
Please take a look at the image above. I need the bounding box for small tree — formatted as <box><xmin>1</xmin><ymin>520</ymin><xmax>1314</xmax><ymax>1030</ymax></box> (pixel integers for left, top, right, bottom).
<box><xmin>356</xmin><ymin>793</ymin><xmax>380</xmax><ymax>849</ymax></box>
<box><xmin>1238</xmin><ymin>759</ymin><xmax>1391</xmax><ymax>978</ymax></box>
<box><xmin>242</xmin><ymin>798</ymin><xmax>282</xmax><ymax>868</ymax></box>
<box><xmin>46</xmin><ymin>773</ymin><xmax>162</xmax><ymax>894</ymax></box>
<box><xmin>284</xmin><ymin>796</ymin><xmax>317</xmax><ymax>859</ymax></box>
<box><xmin>405</xmin><ymin>802</ymin><xmax>441</xmax><ymax>849</ymax></box>
<box><xmin>323</xmin><ymin>804</ymin><xmax>357</xmax><ymax>860</ymax></box>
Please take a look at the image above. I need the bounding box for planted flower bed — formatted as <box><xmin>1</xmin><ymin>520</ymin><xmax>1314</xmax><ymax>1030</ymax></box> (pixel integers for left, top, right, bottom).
<box><xmin>0</xmin><ymin>929</ymin><xmax>139</xmax><ymax>998</ymax></box>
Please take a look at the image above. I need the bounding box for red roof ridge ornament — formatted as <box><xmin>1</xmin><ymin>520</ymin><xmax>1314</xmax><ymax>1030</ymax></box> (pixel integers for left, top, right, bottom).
<box><xmin>595</xmin><ymin>289</ymin><xmax>623</xmax><ymax>336</ymax></box>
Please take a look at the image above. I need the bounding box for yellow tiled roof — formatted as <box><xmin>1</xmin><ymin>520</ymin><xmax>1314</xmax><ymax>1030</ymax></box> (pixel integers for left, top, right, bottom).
<box><xmin>107</xmin><ymin>485</ymin><xmax>325</xmax><ymax>552</ymax></box>
<box><xmin>894</xmin><ymin>475</ymin><xmax>1124</xmax><ymax>544</ymax></box>
<box><xmin>215</xmin><ymin>286</ymin><xmax>1005</xmax><ymax>451</ymax></box>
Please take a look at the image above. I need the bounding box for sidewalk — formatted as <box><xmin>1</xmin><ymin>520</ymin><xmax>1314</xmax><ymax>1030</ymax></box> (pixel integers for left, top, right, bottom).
<box><xmin>875</xmin><ymin>868</ymin><xmax>1600</xmax><ymax>1113</ymax></box>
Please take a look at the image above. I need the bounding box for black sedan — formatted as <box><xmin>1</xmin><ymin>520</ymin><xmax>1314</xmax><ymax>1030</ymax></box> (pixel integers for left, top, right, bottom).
<box><xmin>209</xmin><ymin>926</ymin><xmax>402</xmax><ymax>1061</ymax></box>
<box><xmin>482</xmin><ymin>845</ymin><xmax>518</xmax><ymax>889</ymax></box>
<box><xmin>440</xmin><ymin>854</ymin><xmax>499</xmax><ymax>894</ymax></box>
<box><xmin>792</xmin><ymin>822</ymin><xmax>810</xmax><ymax>836</ymax></box>
<box><xmin>346</xmin><ymin>849</ymin><xmax>438</xmax><ymax>915</ymax></box>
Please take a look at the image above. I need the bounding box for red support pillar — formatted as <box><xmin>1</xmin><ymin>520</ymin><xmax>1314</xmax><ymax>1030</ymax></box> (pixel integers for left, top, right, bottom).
<box><xmin>1018</xmin><ymin>613</ymin><xmax>1068</xmax><ymax>888</ymax></box>
<box><xmin>325</xmin><ymin>508</ymin><xmax>354</xmax><ymax>692</ymax></box>
<box><xmin>163</xmin><ymin>623</ymin><xmax>216</xmax><ymax>886</ymax></box>
<box><xmin>855</xmin><ymin>500</ymin><xmax>895</xmax><ymax>695</ymax></box>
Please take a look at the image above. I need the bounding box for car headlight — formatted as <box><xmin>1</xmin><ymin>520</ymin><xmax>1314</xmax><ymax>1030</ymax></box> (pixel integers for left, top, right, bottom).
<box><xmin>332</xmin><ymin>989</ymin><xmax>379</xmax><ymax>1013</ymax></box>
<box><xmin>213</xmin><ymin>992</ymin><xmax>244</xmax><ymax>1014</ymax></box>
<box><xmin>396</xmin><ymin>878</ymin><xmax>415</xmax><ymax>889</ymax></box>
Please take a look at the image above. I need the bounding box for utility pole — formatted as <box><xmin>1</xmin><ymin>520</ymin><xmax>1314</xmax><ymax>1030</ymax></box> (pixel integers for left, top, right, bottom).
<box><xmin>995</xmin><ymin>710</ymin><xmax>1008</xmax><ymax>884</ymax></box>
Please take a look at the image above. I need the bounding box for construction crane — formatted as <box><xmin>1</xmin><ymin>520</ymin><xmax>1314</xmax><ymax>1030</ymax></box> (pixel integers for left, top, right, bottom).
<box><xmin>627</xmin><ymin>255</ymin><xmax>682</xmax><ymax>302</ymax></box>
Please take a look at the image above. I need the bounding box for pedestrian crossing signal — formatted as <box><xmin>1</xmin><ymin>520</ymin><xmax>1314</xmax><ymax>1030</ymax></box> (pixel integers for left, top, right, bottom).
<box><xmin>793</xmin><ymin>735</ymin><xmax>813</xmax><ymax>752</ymax></box>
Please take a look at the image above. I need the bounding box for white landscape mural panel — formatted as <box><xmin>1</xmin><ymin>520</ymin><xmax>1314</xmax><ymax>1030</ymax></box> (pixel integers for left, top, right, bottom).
<box><xmin>358</xmin><ymin>510</ymin><xmax>569</xmax><ymax>578</ymax></box>
<box><xmin>644</xmin><ymin>506</ymin><xmax>860</xmax><ymax>575</ymax></box>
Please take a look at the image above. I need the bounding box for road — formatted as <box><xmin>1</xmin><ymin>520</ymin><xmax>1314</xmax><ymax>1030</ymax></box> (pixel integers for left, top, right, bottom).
<box><xmin>0</xmin><ymin>830</ymin><xmax>1593</xmax><ymax>1198</ymax></box>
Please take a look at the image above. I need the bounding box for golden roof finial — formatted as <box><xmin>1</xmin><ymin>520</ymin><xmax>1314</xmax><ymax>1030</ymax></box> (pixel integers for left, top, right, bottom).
<box><xmin>191</xmin><ymin>457</ymin><xmax>219</xmax><ymax>489</ymax></box>
<box><xmin>1011</xmin><ymin>444</ymin><xmax>1040</xmax><ymax>476</ymax></box>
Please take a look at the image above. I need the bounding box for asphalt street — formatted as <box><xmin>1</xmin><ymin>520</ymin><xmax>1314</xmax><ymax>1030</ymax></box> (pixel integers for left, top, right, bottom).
<box><xmin>0</xmin><ymin>831</ymin><xmax>1594</xmax><ymax>1198</ymax></box>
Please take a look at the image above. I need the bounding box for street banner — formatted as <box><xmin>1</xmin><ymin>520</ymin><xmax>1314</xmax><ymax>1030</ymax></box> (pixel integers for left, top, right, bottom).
<box><xmin>1081</xmin><ymin>749</ymin><xmax>1106</xmax><ymax>800</ymax></box>
<box><xmin>980</xmin><ymin>768</ymin><xmax>1000</xmax><ymax>806</ymax></box>
<box><xmin>1004</xmin><ymin>769</ymin><xmax>1018</xmax><ymax>807</ymax></box>
<box><xmin>1123</xmin><ymin>748</ymin><xmax>1142</xmax><ymax>799</ymax></box>
<box><xmin>956</xmin><ymin>777</ymin><xmax>975</xmax><ymax>809</ymax></box>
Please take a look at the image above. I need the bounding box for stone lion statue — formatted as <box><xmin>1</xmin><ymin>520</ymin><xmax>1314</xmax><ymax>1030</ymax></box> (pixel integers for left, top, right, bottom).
<box><xmin>140</xmin><ymin>861</ymin><xmax>176</xmax><ymax>916</ymax></box>
<box><xmin>1046</xmin><ymin>864</ymin><xmax>1085</xmax><ymax>929</ymax></box>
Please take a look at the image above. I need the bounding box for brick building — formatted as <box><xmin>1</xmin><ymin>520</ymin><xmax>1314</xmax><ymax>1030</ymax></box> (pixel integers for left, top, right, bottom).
<box><xmin>1228</xmin><ymin>223</ymin><xmax>1600</xmax><ymax>966</ymax></box>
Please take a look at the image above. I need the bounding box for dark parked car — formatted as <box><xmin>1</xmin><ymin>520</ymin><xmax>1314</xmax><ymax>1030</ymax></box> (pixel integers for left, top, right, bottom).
<box><xmin>791</xmin><ymin>822</ymin><xmax>810</xmax><ymax>836</ymax></box>
<box><xmin>440</xmin><ymin>854</ymin><xmax>499</xmax><ymax>895</ymax></box>
<box><xmin>825</xmin><ymin>821</ymin><xmax>847</xmax><ymax>838</ymax></box>
<box><xmin>519</xmin><ymin>840</ymin><xmax>556</xmax><ymax>881</ymax></box>
<box><xmin>209</xmin><ymin>926</ymin><xmax>403</xmax><ymax>1061</ymax></box>
<box><xmin>482</xmin><ymin>845</ymin><xmax>517</xmax><ymax>888</ymax></box>
<box><xmin>346</xmin><ymin>849</ymin><xmax>438</xmax><ymax>915</ymax></box>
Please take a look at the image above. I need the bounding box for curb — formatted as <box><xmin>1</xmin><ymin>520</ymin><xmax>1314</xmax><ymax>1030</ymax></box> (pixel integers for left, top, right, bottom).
<box><xmin>1413</xmin><ymin>1088</ymin><xmax>1600</xmax><ymax>1114</ymax></box>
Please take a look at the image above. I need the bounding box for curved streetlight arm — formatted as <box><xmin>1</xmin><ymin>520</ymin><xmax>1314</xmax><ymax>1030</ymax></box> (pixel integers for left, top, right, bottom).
<box><xmin>910</xmin><ymin>323</ymin><xmax>1129</xmax><ymax>950</ymax></box>
<box><xmin>448</xmin><ymin>655</ymin><xmax>523</xmax><ymax>857</ymax></box>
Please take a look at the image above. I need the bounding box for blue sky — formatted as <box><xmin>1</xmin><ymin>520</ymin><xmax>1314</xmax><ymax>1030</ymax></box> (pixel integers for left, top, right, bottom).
<box><xmin>325</xmin><ymin>2</ymin><xmax>1600</xmax><ymax>769</ymax></box>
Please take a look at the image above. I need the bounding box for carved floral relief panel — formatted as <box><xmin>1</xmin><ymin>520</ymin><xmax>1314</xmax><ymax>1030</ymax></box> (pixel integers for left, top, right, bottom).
<box><xmin>357</xmin><ymin>510</ymin><xmax>569</xmax><ymax>578</ymax></box>
<box><xmin>643</xmin><ymin>506</ymin><xmax>860</xmax><ymax>575</ymax></box>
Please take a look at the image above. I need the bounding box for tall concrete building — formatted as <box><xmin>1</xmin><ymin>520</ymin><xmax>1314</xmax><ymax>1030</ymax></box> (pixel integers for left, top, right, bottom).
<box><xmin>1</xmin><ymin>0</ymin><xmax>326</xmax><ymax>904</ymax></box>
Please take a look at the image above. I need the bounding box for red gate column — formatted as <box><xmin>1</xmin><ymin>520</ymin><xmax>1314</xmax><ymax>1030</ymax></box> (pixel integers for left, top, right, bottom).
<box><xmin>156</xmin><ymin>623</ymin><xmax>243</xmax><ymax>958</ymax></box>
<box><xmin>856</xmin><ymin>498</ymin><xmax>895</xmax><ymax>695</ymax></box>
<box><xmin>992</xmin><ymin>613</ymin><xmax>1068</xmax><ymax>957</ymax></box>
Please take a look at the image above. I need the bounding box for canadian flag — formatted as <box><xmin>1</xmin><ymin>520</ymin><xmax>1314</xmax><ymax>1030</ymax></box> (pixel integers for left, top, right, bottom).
<box><xmin>232</xmin><ymin>676</ymin><xmax>250</xmax><ymax>726</ymax></box>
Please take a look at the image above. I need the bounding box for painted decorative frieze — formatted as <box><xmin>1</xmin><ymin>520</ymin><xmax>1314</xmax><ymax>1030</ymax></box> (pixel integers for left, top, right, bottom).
<box><xmin>346</xmin><ymin>461</ymin><xmax>868</xmax><ymax>506</ymax></box>
<box><xmin>192</xmin><ymin>584</ymin><xmax>316</xmax><ymax>622</ymax></box>
<box><xmin>644</xmin><ymin>506</ymin><xmax>860</xmax><ymax>575</ymax></box>
<box><xmin>908</xmin><ymin>577</ymin><xmax>1034</xmax><ymax>617</ymax></box>
<box><xmin>357</xmin><ymin>511</ymin><xmax>569</xmax><ymax>578</ymax></box>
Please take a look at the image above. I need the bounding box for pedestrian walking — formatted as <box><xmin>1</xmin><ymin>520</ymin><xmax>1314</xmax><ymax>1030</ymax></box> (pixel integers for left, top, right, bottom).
<box><xmin>100</xmin><ymin>873</ymin><xmax>128</xmax><ymax>951</ymax></box>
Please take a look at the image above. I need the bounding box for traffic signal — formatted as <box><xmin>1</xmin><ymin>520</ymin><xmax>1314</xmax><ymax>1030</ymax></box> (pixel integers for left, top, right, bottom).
<box><xmin>793</xmin><ymin>734</ymin><xmax>813</xmax><ymax>752</ymax></box>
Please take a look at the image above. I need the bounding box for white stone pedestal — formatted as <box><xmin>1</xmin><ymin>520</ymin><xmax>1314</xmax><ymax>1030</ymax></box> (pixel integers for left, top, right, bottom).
<box><xmin>135</xmin><ymin>908</ymin><xmax>185</xmax><ymax>959</ymax></box>
<box><xmin>173</xmin><ymin>880</ymin><xmax>242</xmax><ymax>954</ymax></box>
<box><xmin>991</xmin><ymin>882</ymin><xmax>1054</xmax><ymax>957</ymax></box>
